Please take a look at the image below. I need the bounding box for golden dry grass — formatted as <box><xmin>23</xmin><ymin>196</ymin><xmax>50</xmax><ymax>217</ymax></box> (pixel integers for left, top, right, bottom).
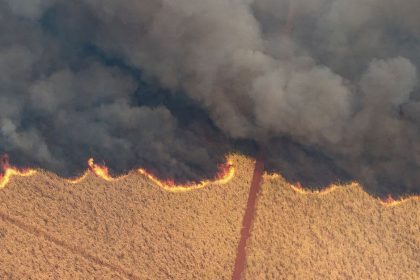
<box><xmin>245</xmin><ymin>174</ymin><xmax>420</xmax><ymax>280</ymax></box>
<box><xmin>0</xmin><ymin>154</ymin><xmax>254</xmax><ymax>279</ymax></box>
<box><xmin>0</xmin><ymin>154</ymin><xmax>419</xmax><ymax>279</ymax></box>
<box><xmin>0</xmin><ymin>218</ymin><xmax>124</xmax><ymax>279</ymax></box>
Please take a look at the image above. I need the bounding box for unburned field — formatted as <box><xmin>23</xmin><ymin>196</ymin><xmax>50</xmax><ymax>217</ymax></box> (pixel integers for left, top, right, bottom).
<box><xmin>245</xmin><ymin>175</ymin><xmax>420</xmax><ymax>280</ymax></box>
<box><xmin>0</xmin><ymin>155</ymin><xmax>254</xmax><ymax>279</ymax></box>
<box><xmin>0</xmin><ymin>154</ymin><xmax>418</xmax><ymax>279</ymax></box>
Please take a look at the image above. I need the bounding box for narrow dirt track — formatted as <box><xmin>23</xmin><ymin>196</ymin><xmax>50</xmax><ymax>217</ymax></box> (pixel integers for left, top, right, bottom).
<box><xmin>232</xmin><ymin>151</ymin><xmax>265</xmax><ymax>280</ymax></box>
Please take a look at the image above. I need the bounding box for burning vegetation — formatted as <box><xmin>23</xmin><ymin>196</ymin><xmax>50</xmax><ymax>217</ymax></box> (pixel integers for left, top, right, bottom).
<box><xmin>264</xmin><ymin>173</ymin><xmax>420</xmax><ymax>207</ymax></box>
<box><xmin>0</xmin><ymin>154</ymin><xmax>253</xmax><ymax>279</ymax></box>
<box><xmin>0</xmin><ymin>154</ymin><xmax>418</xmax><ymax>279</ymax></box>
<box><xmin>0</xmin><ymin>155</ymin><xmax>36</xmax><ymax>190</ymax></box>
<box><xmin>1</xmin><ymin>153</ymin><xmax>418</xmax><ymax>205</ymax></box>
<box><xmin>138</xmin><ymin>160</ymin><xmax>235</xmax><ymax>193</ymax></box>
<box><xmin>245</xmin><ymin>171</ymin><xmax>420</xmax><ymax>280</ymax></box>
<box><xmin>0</xmin><ymin>154</ymin><xmax>235</xmax><ymax>193</ymax></box>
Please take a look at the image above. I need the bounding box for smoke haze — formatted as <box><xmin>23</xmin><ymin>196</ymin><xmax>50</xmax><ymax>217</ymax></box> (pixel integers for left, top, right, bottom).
<box><xmin>1</xmin><ymin>0</ymin><xmax>420</xmax><ymax>196</ymax></box>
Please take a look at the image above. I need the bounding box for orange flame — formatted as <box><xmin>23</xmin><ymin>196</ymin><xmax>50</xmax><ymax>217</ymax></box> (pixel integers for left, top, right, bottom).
<box><xmin>0</xmin><ymin>168</ymin><xmax>37</xmax><ymax>189</ymax></box>
<box><xmin>66</xmin><ymin>171</ymin><xmax>89</xmax><ymax>184</ymax></box>
<box><xmin>138</xmin><ymin>160</ymin><xmax>235</xmax><ymax>193</ymax></box>
<box><xmin>66</xmin><ymin>157</ymin><xmax>235</xmax><ymax>192</ymax></box>
<box><xmin>0</xmin><ymin>155</ymin><xmax>36</xmax><ymax>189</ymax></box>
<box><xmin>265</xmin><ymin>173</ymin><xmax>420</xmax><ymax>207</ymax></box>
<box><xmin>379</xmin><ymin>194</ymin><xmax>420</xmax><ymax>207</ymax></box>
<box><xmin>67</xmin><ymin>158</ymin><xmax>126</xmax><ymax>183</ymax></box>
<box><xmin>290</xmin><ymin>181</ymin><xmax>338</xmax><ymax>196</ymax></box>
<box><xmin>87</xmin><ymin>158</ymin><xmax>115</xmax><ymax>181</ymax></box>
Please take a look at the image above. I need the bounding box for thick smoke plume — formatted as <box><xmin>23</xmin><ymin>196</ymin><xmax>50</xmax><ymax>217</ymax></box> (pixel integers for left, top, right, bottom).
<box><xmin>1</xmin><ymin>0</ymin><xmax>420</xmax><ymax>196</ymax></box>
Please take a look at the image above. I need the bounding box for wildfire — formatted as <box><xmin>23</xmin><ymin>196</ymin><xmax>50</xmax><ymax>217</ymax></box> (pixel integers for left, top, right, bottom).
<box><xmin>265</xmin><ymin>173</ymin><xmax>420</xmax><ymax>207</ymax></box>
<box><xmin>66</xmin><ymin>157</ymin><xmax>235</xmax><ymax>192</ymax></box>
<box><xmin>0</xmin><ymin>155</ymin><xmax>37</xmax><ymax>189</ymax></box>
<box><xmin>290</xmin><ymin>181</ymin><xmax>338</xmax><ymax>196</ymax></box>
<box><xmin>87</xmin><ymin>158</ymin><xmax>115</xmax><ymax>181</ymax></box>
<box><xmin>67</xmin><ymin>171</ymin><xmax>89</xmax><ymax>184</ymax></box>
<box><xmin>0</xmin><ymin>168</ymin><xmax>37</xmax><ymax>189</ymax></box>
<box><xmin>3</xmin><ymin>152</ymin><xmax>418</xmax><ymax>205</ymax></box>
<box><xmin>67</xmin><ymin>158</ymin><xmax>126</xmax><ymax>183</ymax></box>
<box><xmin>138</xmin><ymin>160</ymin><xmax>235</xmax><ymax>193</ymax></box>
<box><xmin>379</xmin><ymin>194</ymin><xmax>420</xmax><ymax>207</ymax></box>
<box><xmin>265</xmin><ymin>173</ymin><xmax>339</xmax><ymax>195</ymax></box>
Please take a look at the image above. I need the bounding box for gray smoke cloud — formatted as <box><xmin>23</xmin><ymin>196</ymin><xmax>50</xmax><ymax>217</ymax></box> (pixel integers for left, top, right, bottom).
<box><xmin>0</xmin><ymin>0</ymin><xmax>230</xmax><ymax>180</ymax></box>
<box><xmin>1</xmin><ymin>0</ymin><xmax>420</xmax><ymax>196</ymax></box>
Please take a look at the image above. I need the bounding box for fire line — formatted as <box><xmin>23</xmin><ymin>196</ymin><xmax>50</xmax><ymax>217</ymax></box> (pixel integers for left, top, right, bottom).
<box><xmin>66</xmin><ymin>157</ymin><xmax>235</xmax><ymax>192</ymax></box>
<box><xmin>1</xmin><ymin>154</ymin><xmax>417</xmax><ymax>205</ymax></box>
<box><xmin>138</xmin><ymin>159</ymin><xmax>235</xmax><ymax>193</ymax></box>
<box><xmin>265</xmin><ymin>174</ymin><xmax>420</xmax><ymax>207</ymax></box>
<box><xmin>0</xmin><ymin>155</ymin><xmax>37</xmax><ymax>190</ymax></box>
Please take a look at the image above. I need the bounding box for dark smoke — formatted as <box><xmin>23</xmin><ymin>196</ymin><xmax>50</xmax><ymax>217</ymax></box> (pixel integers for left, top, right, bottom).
<box><xmin>1</xmin><ymin>0</ymin><xmax>420</xmax><ymax>197</ymax></box>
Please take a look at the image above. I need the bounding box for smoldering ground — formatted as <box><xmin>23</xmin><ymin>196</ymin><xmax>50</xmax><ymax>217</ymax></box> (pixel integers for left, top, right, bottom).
<box><xmin>1</xmin><ymin>0</ymin><xmax>420</xmax><ymax>197</ymax></box>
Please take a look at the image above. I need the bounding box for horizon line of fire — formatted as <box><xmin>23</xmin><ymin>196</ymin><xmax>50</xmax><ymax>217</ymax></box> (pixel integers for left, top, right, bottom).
<box><xmin>0</xmin><ymin>154</ymin><xmax>419</xmax><ymax>205</ymax></box>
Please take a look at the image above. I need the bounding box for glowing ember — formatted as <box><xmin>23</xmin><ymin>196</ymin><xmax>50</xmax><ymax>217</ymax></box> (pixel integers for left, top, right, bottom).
<box><xmin>379</xmin><ymin>194</ymin><xmax>420</xmax><ymax>207</ymax></box>
<box><xmin>138</xmin><ymin>160</ymin><xmax>235</xmax><ymax>193</ymax></box>
<box><xmin>265</xmin><ymin>173</ymin><xmax>339</xmax><ymax>195</ymax></box>
<box><xmin>87</xmin><ymin>158</ymin><xmax>115</xmax><ymax>181</ymax></box>
<box><xmin>67</xmin><ymin>158</ymin><xmax>123</xmax><ymax>183</ymax></box>
<box><xmin>0</xmin><ymin>168</ymin><xmax>37</xmax><ymax>189</ymax></box>
<box><xmin>67</xmin><ymin>157</ymin><xmax>234</xmax><ymax>191</ymax></box>
<box><xmin>0</xmin><ymin>155</ymin><xmax>37</xmax><ymax>189</ymax></box>
<box><xmin>290</xmin><ymin>181</ymin><xmax>338</xmax><ymax>196</ymax></box>
<box><xmin>265</xmin><ymin>173</ymin><xmax>420</xmax><ymax>207</ymax></box>
<box><xmin>66</xmin><ymin>171</ymin><xmax>89</xmax><ymax>184</ymax></box>
<box><xmin>1</xmin><ymin>152</ymin><xmax>419</xmax><ymax>205</ymax></box>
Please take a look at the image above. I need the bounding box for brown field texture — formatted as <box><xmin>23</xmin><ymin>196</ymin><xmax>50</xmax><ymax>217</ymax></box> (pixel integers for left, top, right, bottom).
<box><xmin>0</xmin><ymin>155</ymin><xmax>254</xmax><ymax>279</ymax></box>
<box><xmin>0</xmin><ymin>154</ymin><xmax>419</xmax><ymax>279</ymax></box>
<box><xmin>245</xmin><ymin>174</ymin><xmax>420</xmax><ymax>280</ymax></box>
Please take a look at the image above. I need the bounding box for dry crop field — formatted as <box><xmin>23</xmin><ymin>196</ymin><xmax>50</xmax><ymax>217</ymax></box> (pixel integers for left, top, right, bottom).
<box><xmin>0</xmin><ymin>155</ymin><xmax>253</xmax><ymax>279</ymax></box>
<box><xmin>0</xmin><ymin>154</ymin><xmax>418</xmax><ymax>279</ymax></box>
<box><xmin>245</xmin><ymin>175</ymin><xmax>420</xmax><ymax>280</ymax></box>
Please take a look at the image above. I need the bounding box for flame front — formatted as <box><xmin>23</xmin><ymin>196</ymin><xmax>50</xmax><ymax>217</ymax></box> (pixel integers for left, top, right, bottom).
<box><xmin>67</xmin><ymin>157</ymin><xmax>235</xmax><ymax>192</ymax></box>
<box><xmin>265</xmin><ymin>174</ymin><xmax>340</xmax><ymax>196</ymax></box>
<box><xmin>66</xmin><ymin>171</ymin><xmax>89</xmax><ymax>184</ymax></box>
<box><xmin>87</xmin><ymin>158</ymin><xmax>115</xmax><ymax>181</ymax></box>
<box><xmin>0</xmin><ymin>167</ymin><xmax>37</xmax><ymax>189</ymax></box>
<box><xmin>67</xmin><ymin>158</ymin><xmax>122</xmax><ymax>183</ymax></box>
<box><xmin>290</xmin><ymin>181</ymin><xmax>338</xmax><ymax>196</ymax></box>
<box><xmin>138</xmin><ymin>160</ymin><xmax>235</xmax><ymax>193</ymax></box>
<box><xmin>1</xmin><ymin>154</ymin><xmax>420</xmax><ymax>204</ymax></box>
<box><xmin>379</xmin><ymin>194</ymin><xmax>420</xmax><ymax>207</ymax></box>
<box><xmin>0</xmin><ymin>155</ymin><xmax>37</xmax><ymax>189</ymax></box>
<box><xmin>291</xmin><ymin>181</ymin><xmax>420</xmax><ymax>206</ymax></box>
